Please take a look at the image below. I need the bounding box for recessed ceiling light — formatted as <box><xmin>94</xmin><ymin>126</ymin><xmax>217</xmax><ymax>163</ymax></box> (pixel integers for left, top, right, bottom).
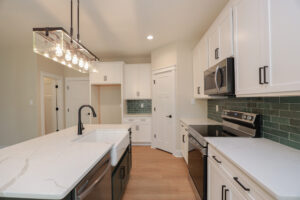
<box><xmin>147</xmin><ymin>35</ymin><xmax>154</xmax><ymax>40</ymax></box>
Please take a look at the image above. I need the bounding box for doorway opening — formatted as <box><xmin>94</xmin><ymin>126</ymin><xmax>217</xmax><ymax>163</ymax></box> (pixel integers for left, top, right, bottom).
<box><xmin>40</xmin><ymin>72</ymin><xmax>64</xmax><ymax>135</ymax></box>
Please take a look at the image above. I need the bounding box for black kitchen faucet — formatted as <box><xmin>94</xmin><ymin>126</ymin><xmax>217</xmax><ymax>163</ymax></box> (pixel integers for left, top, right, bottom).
<box><xmin>78</xmin><ymin>105</ymin><xmax>97</xmax><ymax>135</ymax></box>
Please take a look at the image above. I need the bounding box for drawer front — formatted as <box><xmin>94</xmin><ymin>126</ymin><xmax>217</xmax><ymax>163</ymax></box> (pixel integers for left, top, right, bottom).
<box><xmin>208</xmin><ymin>145</ymin><xmax>275</xmax><ymax>200</ymax></box>
<box><xmin>123</xmin><ymin>118</ymin><xmax>136</xmax><ymax>123</ymax></box>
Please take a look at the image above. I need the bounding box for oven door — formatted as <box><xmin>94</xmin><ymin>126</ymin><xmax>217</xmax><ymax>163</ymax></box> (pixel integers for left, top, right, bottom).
<box><xmin>188</xmin><ymin>134</ymin><xmax>207</xmax><ymax>200</ymax></box>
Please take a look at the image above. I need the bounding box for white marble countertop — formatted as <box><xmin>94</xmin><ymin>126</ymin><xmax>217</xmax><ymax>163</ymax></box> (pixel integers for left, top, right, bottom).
<box><xmin>205</xmin><ymin>137</ymin><xmax>300</xmax><ymax>200</ymax></box>
<box><xmin>0</xmin><ymin>124</ymin><xmax>131</xmax><ymax>199</ymax></box>
<box><xmin>180</xmin><ymin>118</ymin><xmax>221</xmax><ymax>126</ymax></box>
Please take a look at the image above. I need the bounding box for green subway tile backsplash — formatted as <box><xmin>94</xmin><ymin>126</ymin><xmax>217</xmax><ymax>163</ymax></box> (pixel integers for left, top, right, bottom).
<box><xmin>127</xmin><ymin>100</ymin><xmax>152</xmax><ymax>114</ymax></box>
<box><xmin>208</xmin><ymin>97</ymin><xmax>300</xmax><ymax>150</ymax></box>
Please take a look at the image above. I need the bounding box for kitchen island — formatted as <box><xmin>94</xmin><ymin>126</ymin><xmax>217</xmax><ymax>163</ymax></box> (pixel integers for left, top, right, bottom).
<box><xmin>0</xmin><ymin>124</ymin><xmax>131</xmax><ymax>200</ymax></box>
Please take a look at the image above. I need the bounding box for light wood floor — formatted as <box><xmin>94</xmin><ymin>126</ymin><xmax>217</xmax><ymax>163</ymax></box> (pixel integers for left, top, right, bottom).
<box><xmin>122</xmin><ymin>146</ymin><xmax>197</xmax><ymax>200</ymax></box>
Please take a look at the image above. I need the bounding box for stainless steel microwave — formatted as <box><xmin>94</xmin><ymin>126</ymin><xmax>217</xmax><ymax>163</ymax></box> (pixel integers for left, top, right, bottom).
<box><xmin>204</xmin><ymin>57</ymin><xmax>234</xmax><ymax>96</ymax></box>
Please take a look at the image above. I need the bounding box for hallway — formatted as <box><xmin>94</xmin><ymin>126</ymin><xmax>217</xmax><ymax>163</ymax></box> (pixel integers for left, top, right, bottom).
<box><xmin>122</xmin><ymin>146</ymin><xmax>197</xmax><ymax>200</ymax></box>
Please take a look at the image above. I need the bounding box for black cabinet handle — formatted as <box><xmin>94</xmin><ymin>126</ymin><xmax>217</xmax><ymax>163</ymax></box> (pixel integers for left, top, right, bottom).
<box><xmin>182</xmin><ymin>135</ymin><xmax>185</xmax><ymax>143</ymax></box>
<box><xmin>222</xmin><ymin>185</ymin><xmax>226</xmax><ymax>200</ymax></box>
<box><xmin>212</xmin><ymin>155</ymin><xmax>222</xmax><ymax>164</ymax></box>
<box><xmin>120</xmin><ymin>166</ymin><xmax>126</xmax><ymax>179</ymax></box>
<box><xmin>166</xmin><ymin>115</ymin><xmax>172</xmax><ymax>118</ymax></box>
<box><xmin>215</xmin><ymin>48</ymin><xmax>219</xmax><ymax>59</ymax></box>
<box><xmin>224</xmin><ymin>189</ymin><xmax>229</xmax><ymax>200</ymax></box>
<box><xmin>197</xmin><ymin>86</ymin><xmax>200</xmax><ymax>94</ymax></box>
<box><xmin>259</xmin><ymin>67</ymin><xmax>264</xmax><ymax>84</ymax></box>
<box><xmin>263</xmin><ymin>66</ymin><xmax>269</xmax><ymax>84</ymax></box>
<box><xmin>233</xmin><ymin>177</ymin><xmax>250</xmax><ymax>191</ymax></box>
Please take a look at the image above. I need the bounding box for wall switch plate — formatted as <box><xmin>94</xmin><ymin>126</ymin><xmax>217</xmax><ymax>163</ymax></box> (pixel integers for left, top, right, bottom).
<box><xmin>216</xmin><ymin>105</ymin><xmax>219</xmax><ymax>112</ymax></box>
<box><xmin>190</xmin><ymin>98</ymin><xmax>195</xmax><ymax>105</ymax></box>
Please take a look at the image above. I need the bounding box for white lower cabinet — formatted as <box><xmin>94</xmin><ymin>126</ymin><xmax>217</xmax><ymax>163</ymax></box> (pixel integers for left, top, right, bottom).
<box><xmin>208</xmin><ymin>145</ymin><xmax>275</xmax><ymax>200</ymax></box>
<box><xmin>208</xmin><ymin>158</ymin><xmax>246</xmax><ymax>200</ymax></box>
<box><xmin>180</xmin><ymin>122</ymin><xmax>188</xmax><ymax>164</ymax></box>
<box><xmin>123</xmin><ymin>117</ymin><xmax>151</xmax><ymax>144</ymax></box>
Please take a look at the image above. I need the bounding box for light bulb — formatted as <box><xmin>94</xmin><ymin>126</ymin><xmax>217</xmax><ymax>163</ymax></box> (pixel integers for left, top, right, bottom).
<box><xmin>53</xmin><ymin>57</ymin><xmax>58</xmax><ymax>62</ymax></box>
<box><xmin>65</xmin><ymin>50</ymin><xmax>72</xmax><ymax>61</ymax></box>
<box><xmin>55</xmin><ymin>44</ymin><xmax>63</xmax><ymax>57</ymax></box>
<box><xmin>79</xmin><ymin>58</ymin><xmax>84</xmax><ymax>68</ymax></box>
<box><xmin>72</xmin><ymin>54</ymin><xmax>78</xmax><ymax>65</ymax></box>
<box><xmin>67</xmin><ymin>64</ymin><xmax>72</xmax><ymax>68</ymax></box>
<box><xmin>92</xmin><ymin>68</ymin><xmax>97</xmax><ymax>73</ymax></box>
<box><xmin>84</xmin><ymin>62</ymin><xmax>89</xmax><ymax>70</ymax></box>
<box><xmin>44</xmin><ymin>53</ymin><xmax>49</xmax><ymax>58</ymax></box>
<box><xmin>61</xmin><ymin>61</ymin><xmax>66</xmax><ymax>65</ymax></box>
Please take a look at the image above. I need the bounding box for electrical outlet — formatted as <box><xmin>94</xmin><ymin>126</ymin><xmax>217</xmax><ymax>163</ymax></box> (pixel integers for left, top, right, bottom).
<box><xmin>141</xmin><ymin>103</ymin><xmax>144</xmax><ymax>108</ymax></box>
<box><xmin>216</xmin><ymin>105</ymin><xmax>219</xmax><ymax>112</ymax></box>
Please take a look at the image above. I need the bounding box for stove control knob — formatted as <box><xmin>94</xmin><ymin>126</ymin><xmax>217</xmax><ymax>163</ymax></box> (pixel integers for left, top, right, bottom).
<box><xmin>247</xmin><ymin>116</ymin><xmax>253</xmax><ymax>120</ymax></box>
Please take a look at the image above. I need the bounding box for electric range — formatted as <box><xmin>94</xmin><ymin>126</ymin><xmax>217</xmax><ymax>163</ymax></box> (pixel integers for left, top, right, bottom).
<box><xmin>187</xmin><ymin>110</ymin><xmax>260</xmax><ymax>200</ymax></box>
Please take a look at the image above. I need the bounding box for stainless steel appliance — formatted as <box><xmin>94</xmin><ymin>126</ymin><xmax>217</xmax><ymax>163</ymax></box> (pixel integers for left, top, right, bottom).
<box><xmin>188</xmin><ymin>110</ymin><xmax>260</xmax><ymax>200</ymax></box>
<box><xmin>204</xmin><ymin>57</ymin><xmax>234</xmax><ymax>96</ymax></box>
<box><xmin>74</xmin><ymin>151</ymin><xmax>112</xmax><ymax>200</ymax></box>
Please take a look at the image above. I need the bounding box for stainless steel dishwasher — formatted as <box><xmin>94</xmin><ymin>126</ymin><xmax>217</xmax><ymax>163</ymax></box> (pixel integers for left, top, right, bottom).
<box><xmin>74</xmin><ymin>151</ymin><xmax>112</xmax><ymax>200</ymax></box>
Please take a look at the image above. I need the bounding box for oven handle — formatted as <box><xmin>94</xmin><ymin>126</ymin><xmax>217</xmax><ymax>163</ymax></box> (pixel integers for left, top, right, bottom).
<box><xmin>76</xmin><ymin>158</ymin><xmax>111</xmax><ymax>200</ymax></box>
<box><xmin>215</xmin><ymin>66</ymin><xmax>220</xmax><ymax>91</ymax></box>
<box><xmin>188</xmin><ymin>134</ymin><xmax>207</xmax><ymax>155</ymax></box>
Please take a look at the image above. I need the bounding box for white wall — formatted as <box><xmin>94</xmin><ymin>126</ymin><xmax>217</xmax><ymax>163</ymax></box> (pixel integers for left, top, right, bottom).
<box><xmin>151</xmin><ymin>43</ymin><xmax>178</xmax><ymax>70</ymax></box>
<box><xmin>151</xmin><ymin>41</ymin><xmax>207</xmax><ymax>153</ymax></box>
<box><xmin>0</xmin><ymin>46</ymin><xmax>39</xmax><ymax>146</ymax></box>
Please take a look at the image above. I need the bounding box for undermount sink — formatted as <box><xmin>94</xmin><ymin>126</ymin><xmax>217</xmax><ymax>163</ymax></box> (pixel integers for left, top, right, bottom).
<box><xmin>78</xmin><ymin>130</ymin><xmax>129</xmax><ymax>166</ymax></box>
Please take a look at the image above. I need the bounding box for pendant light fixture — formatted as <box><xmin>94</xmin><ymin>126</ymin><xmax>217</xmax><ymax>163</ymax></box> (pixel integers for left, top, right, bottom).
<box><xmin>33</xmin><ymin>0</ymin><xmax>99</xmax><ymax>73</ymax></box>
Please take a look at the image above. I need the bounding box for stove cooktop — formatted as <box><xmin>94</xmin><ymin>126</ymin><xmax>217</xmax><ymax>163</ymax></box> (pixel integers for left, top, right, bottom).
<box><xmin>189</xmin><ymin>125</ymin><xmax>235</xmax><ymax>137</ymax></box>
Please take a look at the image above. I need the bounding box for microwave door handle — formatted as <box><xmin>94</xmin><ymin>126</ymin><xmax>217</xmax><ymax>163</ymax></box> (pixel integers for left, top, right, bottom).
<box><xmin>215</xmin><ymin>66</ymin><xmax>220</xmax><ymax>91</ymax></box>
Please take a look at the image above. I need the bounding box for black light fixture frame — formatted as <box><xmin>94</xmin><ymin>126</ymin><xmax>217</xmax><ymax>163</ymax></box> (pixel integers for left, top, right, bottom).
<box><xmin>32</xmin><ymin>0</ymin><xmax>99</xmax><ymax>61</ymax></box>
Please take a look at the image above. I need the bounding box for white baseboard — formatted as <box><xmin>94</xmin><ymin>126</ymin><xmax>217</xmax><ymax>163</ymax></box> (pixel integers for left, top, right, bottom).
<box><xmin>173</xmin><ymin>149</ymin><xmax>183</xmax><ymax>158</ymax></box>
<box><xmin>132</xmin><ymin>142</ymin><xmax>151</xmax><ymax>146</ymax></box>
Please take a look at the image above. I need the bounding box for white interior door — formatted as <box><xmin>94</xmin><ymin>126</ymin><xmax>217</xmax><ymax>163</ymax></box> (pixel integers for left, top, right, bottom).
<box><xmin>65</xmin><ymin>78</ymin><xmax>90</xmax><ymax>128</ymax></box>
<box><xmin>152</xmin><ymin>68</ymin><xmax>175</xmax><ymax>153</ymax></box>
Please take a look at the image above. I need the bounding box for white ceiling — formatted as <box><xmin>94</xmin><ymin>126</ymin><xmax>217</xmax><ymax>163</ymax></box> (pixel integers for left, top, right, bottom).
<box><xmin>0</xmin><ymin>0</ymin><xmax>228</xmax><ymax>59</ymax></box>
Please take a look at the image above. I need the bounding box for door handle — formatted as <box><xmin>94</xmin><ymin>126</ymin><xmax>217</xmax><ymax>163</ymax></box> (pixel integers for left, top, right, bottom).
<box><xmin>224</xmin><ymin>189</ymin><xmax>229</xmax><ymax>200</ymax></box>
<box><xmin>263</xmin><ymin>66</ymin><xmax>269</xmax><ymax>84</ymax></box>
<box><xmin>259</xmin><ymin>67</ymin><xmax>264</xmax><ymax>84</ymax></box>
<box><xmin>166</xmin><ymin>115</ymin><xmax>172</xmax><ymax>118</ymax></box>
<box><xmin>222</xmin><ymin>185</ymin><xmax>226</xmax><ymax>200</ymax></box>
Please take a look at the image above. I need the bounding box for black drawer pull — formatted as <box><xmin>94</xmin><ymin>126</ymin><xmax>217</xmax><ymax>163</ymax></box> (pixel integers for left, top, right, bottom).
<box><xmin>233</xmin><ymin>177</ymin><xmax>250</xmax><ymax>191</ymax></box>
<box><xmin>212</xmin><ymin>155</ymin><xmax>222</xmax><ymax>164</ymax></box>
<box><xmin>182</xmin><ymin>134</ymin><xmax>185</xmax><ymax>143</ymax></box>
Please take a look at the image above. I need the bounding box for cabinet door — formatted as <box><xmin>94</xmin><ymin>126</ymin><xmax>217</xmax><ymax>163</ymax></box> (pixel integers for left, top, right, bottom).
<box><xmin>183</xmin><ymin>130</ymin><xmax>189</xmax><ymax>164</ymax></box>
<box><xmin>219</xmin><ymin>8</ymin><xmax>234</xmax><ymax>60</ymax></box>
<box><xmin>208</xmin><ymin>158</ymin><xmax>247</xmax><ymax>200</ymax></box>
<box><xmin>208</xmin><ymin>158</ymin><xmax>226</xmax><ymax>200</ymax></box>
<box><xmin>138</xmin><ymin>64</ymin><xmax>152</xmax><ymax>99</ymax></box>
<box><xmin>112</xmin><ymin>165</ymin><xmax>122</xmax><ymax>200</ymax></box>
<box><xmin>268</xmin><ymin>0</ymin><xmax>300</xmax><ymax>93</ymax></box>
<box><xmin>135</xmin><ymin>119</ymin><xmax>151</xmax><ymax>143</ymax></box>
<box><xmin>179</xmin><ymin>123</ymin><xmax>186</xmax><ymax>157</ymax></box>
<box><xmin>193</xmin><ymin>37</ymin><xmax>210</xmax><ymax>99</ymax></box>
<box><xmin>208</xmin><ymin>28</ymin><xmax>220</xmax><ymax>67</ymax></box>
<box><xmin>124</xmin><ymin>65</ymin><xmax>139</xmax><ymax>99</ymax></box>
<box><xmin>234</xmin><ymin>0</ymin><xmax>270</xmax><ymax>96</ymax></box>
<box><xmin>90</xmin><ymin>62</ymin><xmax>123</xmax><ymax>85</ymax></box>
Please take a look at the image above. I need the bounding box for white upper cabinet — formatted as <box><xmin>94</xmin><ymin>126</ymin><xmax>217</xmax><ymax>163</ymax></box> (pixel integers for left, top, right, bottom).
<box><xmin>124</xmin><ymin>64</ymin><xmax>151</xmax><ymax>99</ymax></box>
<box><xmin>208</xmin><ymin>7</ymin><xmax>234</xmax><ymax>67</ymax></box>
<box><xmin>234</xmin><ymin>0</ymin><xmax>300</xmax><ymax>96</ymax></box>
<box><xmin>233</xmin><ymin>0</ymin><xmax>270</xmax><ymax>96</ymax></box>
<box><xmin>267</xmin><ymin>0</ymin><xmax>300</xmax><ymax>94</ymax></box>
<box><xmin>193</xmin><ymin>36</ymin><xmax>210</xmax><ymax>99</ymax></box>
<box><xmin>90</xmin><ymin>62</ymin><xmax>123</xmax><ymax>85</ymax></box>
